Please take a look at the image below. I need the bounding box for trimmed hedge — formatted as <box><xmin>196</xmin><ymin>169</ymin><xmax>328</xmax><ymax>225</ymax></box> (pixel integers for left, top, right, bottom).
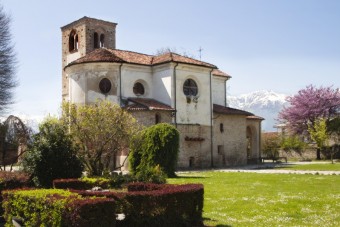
<box><xmin>0</xmin><ymin>171</ymin><xmax>31</xmax><ymax>217</ymax></box>
<box><xmin>0</xmin><ymin>171</ymin><xmax>31</xmax><ymax>191</ymax></box>
<box><xmin>53</xmin><ymin>175</ymin><xmax>133</xmax><ymax>190</ymax></box>
<box><xmin>2</xmin><ymin>189</ymin><xmax>116</xmax><ymax>226</ymax></box>
<box><xmin>75</xmin><ymin>183</ymin><xmax>204</xmax><ymax>227</ymax></box>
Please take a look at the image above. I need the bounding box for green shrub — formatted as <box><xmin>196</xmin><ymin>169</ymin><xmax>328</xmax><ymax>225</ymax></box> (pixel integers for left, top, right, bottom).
<box><xmin>2</xmin><ymin>189</ymin><xmax>79</xmax><ymax>226</ymax></box>
<box><xmin>2</xmin><ymin>189</ymin><xmax>116</xmax><ymax>227</ymax></box>
<box><xmin>53</xmin><ymin>174</ymin><xmax>135</xmax><ymax>190</ymax></box>
<box><xmin>22</xmin><ymin>117</ymin><xmax>83</xmax><ymax>188</ymax></box>
<box><xmin>0</xmin><ymin>171</ymin><xmax>31</xmax><ymax>216</ymax></box>
<box><xmin>130</xmin><ymin>123</ymin><xmax>179</xmax><ymax>177</ymax></box>
<box><xmin>134</xmin><ymin>165</ymin><xmax>167</xmax><ymax>184</ymax></box>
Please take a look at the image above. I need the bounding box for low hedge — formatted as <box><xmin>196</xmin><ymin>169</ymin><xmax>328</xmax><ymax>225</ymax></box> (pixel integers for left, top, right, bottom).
<box><xmin>53</xmin><ymin>175</ymin><xmax>133</xmax><ymax>190</ymax></box>
<box><xmin>0</xmin><ymin>171</ymin><xmax>31</xmax><ymax>217</ymax></box>
<box><xmin>75</xmin><ymin>183</ymin><xmax>204</xmax><ymax>227</ymax></box>
<box><xmin>2</xmin><ymin>189</ymin><xmax>116</xmax><ymax>226</ymax></box>
<box><xmin>0</xmin><ymin>171</ymin><xmax>31</xmax><ymax>191</ymax></box>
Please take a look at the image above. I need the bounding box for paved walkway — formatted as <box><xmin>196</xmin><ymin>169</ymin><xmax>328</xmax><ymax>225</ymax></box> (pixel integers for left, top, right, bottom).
<box><xmin>178</xmin><ymin>162</ymin><xmax>340</xmax><ymax>175</ymax></box>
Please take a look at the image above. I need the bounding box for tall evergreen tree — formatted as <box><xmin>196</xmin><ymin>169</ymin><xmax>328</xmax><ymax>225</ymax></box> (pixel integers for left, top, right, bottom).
<box><xmin>0</xmin><ymin>4</ymin><xmax>17</xmax><ymax>114</ymax></box>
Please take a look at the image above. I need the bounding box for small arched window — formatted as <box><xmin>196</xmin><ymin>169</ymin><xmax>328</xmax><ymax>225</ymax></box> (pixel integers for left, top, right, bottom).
<box><xmin>155</xmin><ymin>113</ymin><xmax>161</xmax><ymax>124</ymax></box>
<box><xmin>100</xmin><ymin>34</ymin><xmax>105</xmax><ymax>47</ymax></box>
<box><xmin>69</xmin><ymin>30</ymin><xmax>79</xmax><ymax>52</ymax></box>
<box><xmin>94</xmin><ymin>32</ymin><xmax>99</xmax><ymax>48</ymax></box>
<box><xmin>183</xmin><ymin>79</ymin><xmax>198</xmax><ymax>96</ymax></box>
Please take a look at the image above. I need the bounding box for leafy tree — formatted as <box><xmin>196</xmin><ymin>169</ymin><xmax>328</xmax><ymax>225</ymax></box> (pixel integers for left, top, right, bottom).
<box><xmin>308</xmin><ymin>118</ymin><xmax>328</xmax><ymax>150</ymax></box>
<box><xmin>279</xmin><ymin>85</ymin><xmax>340</xmax><ymax>135</ymax></box>
<box><xmin>62</xmin><ymin>101</ymin><xmax>141</xmax><ymax>176</ymax></box>
<box><xmin>0</xmin><ymin>5</ymin><xmax>17</xmax><ymax>114</ymax></box>
<box><xmin>130</xmin><ymin>123</ymin><xmax>179</xmax><ymax>177</ymax></box>
<box><xmin>280</xmin><ymin>135</ymin><xmax>307</xmax><ymax>154</ymax></box>
<box><xmin>22</xmin><ymin>117</ymin><xmax>83</xmax><ymax>188</ymax></box>
<box><xmin>261</xmin><ymin>132</ymin><xmax>280</xmax><ymax>158</ymax></box>
<box><xmin>279</xmin><ymin>85</ymin><xmax>340</xmax><ymax>159</ymax></box>
<box><xmin>0</xmin><ymin>115</ymin><xmax>31</xmax><ymax>171</ymax></box>
<box><xmin>326</xmin><ymin>117</ymin><xmax>340</xmax><ymax>163</ymax></box>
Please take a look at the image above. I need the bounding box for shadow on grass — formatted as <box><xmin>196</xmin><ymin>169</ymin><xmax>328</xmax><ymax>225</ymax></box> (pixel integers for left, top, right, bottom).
<box><xmin>203</xmin><ymin>217</ymin><xmax>232</xmax><ymax>227</ymax></box>
<box><xmin>173</xmin><ymin>176</ymin><xmax>207</xmax><ymax>179</ymax></box>
<box><xmin>252</xmin><ymin>163</ymin><xmax>297</xmax><ymax>170</ymax></box>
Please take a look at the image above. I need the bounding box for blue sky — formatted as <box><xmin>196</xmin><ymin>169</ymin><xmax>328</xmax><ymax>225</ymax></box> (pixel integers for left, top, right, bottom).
<box><xmin>1</xmin><ymin>0</ymin><xmax>340</xmax><ymax>118</ymax></box>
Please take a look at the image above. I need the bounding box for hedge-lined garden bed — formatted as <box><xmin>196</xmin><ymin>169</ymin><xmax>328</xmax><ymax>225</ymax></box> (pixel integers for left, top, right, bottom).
<box><xmin>2</xmin><ymin>181</ymin><xmax>204</xmax><ymax>227</ymax></box>
<box><xmin>70</xmin><ymin>182</ymin><xmax>204</xmax><ymax>227</ymax></box>
<box><xmin>2</xmin><ymin>189</ymin><xmax>116</xmax><ymax>226</ymax></box>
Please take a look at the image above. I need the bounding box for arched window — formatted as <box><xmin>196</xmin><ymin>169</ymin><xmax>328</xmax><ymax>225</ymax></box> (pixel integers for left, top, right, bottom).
<box><xmin>100</xmin><ymin>34</ymin><xmax>105</xmax><ymax>47</ymax></box>
<box><xmin>99</xmin><ymin>78</ymin><xmax>112</xmax><ymax>94</ymax></box>
<box><xmin>133</xmin><ymin>82</ymin><xmax>145</xmax><ymax>96</ymax></box>
<box><xmin>69</xmin><ymin>30</ymin><xmax>78</xmax><ymax>52</ymax></box>
<box><xmin>94</xmin><ymin>32</ymin><xmax>99</xmax><ymax>48</ymax></box>
<box><xmin>155</xmin><ymin>113</ymin><xmax>161</xmax><ymax>124</ymax></box>
<box><xmin>75</xmin><ymin>34</ymin><xmax>79</xmax><ymax>50</ymax></box>
<box><xmin>183</xmin><ymin>79</ymin><xmax>198</xmax><ymax>96</ymax></box>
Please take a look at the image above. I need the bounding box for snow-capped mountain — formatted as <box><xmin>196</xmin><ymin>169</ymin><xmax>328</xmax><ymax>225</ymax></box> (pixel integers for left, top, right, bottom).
<box><xmin>228</xmin><ymin>90</ymin><xmax>288</xmax><ymax>131</ymax></box>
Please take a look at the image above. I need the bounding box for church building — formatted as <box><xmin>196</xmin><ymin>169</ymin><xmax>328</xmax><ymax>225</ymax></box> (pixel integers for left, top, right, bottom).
<box><xmin>61</xmin><ymin>17</ymin><xmax>263</xmax><ymax>169</ymax></box>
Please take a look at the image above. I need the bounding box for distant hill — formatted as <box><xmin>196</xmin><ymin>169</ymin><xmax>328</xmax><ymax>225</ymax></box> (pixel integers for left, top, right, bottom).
<box><xmin>228</xmin><ymin>90</ymin><xmax>288</xmax><ymax>132</ymax></box>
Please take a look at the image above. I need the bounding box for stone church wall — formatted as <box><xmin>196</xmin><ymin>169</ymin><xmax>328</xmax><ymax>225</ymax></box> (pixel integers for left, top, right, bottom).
<box><xmin>213</xmin><ymin>115</ymin><xmax>247</xmax><ymax>167</ymax></box>
<box><xmin>176</xmin><ymin>124</ymin><xmax>212</xmax><ymax>168</ymax></box>
<box><xmin>129</xmin><ymin>111</ymin><xmax>173</xmax><ymax>127</ymax></box>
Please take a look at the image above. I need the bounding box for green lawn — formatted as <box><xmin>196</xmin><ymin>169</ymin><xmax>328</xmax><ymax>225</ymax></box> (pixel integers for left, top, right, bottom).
<box><xmin>168</xmin><ymin>172</ymin><xmax>340</xmax><ymax>227</ymax></box>
<box><xmin>276</xmin><ymin>162</ymin><xmax>340</xmax><ymax>171</ymax></box>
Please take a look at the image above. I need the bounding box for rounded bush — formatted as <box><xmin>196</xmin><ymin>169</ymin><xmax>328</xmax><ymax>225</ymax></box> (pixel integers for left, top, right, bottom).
<box><xmin>130</xmin><ymin>123</ymin><xmax>179</xmax><ymax>177</ymax></box>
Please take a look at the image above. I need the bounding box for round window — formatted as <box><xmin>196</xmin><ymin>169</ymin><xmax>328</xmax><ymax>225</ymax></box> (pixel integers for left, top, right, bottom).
<box><xmin>133</xmin><ymin>82</ymin><xmax>145</xmax><ymax>96</ymax></box>
<box><xmin>99</xmin><ymin>78</ymin><xmax>112</xmax><ymax>94</ymax></box>
<box><xmin>183</xmin><ymin>79</ymin><xmax>198</xmax><ymax>96</ymax></box>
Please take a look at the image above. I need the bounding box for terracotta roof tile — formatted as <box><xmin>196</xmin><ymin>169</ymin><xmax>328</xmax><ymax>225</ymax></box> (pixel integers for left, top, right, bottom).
<box><xmin>213</xmin><ymin>104</ymin><xmax>254</xmax><ymax>116</ymax></box>
<box><xmin>247</xmin><ymin>115</ymin><xmax>265</xmax><ymax>120</ymax></box>
<box><xmin>126</xmin><ymin>98</ymin><xmax>175</xmax><ymax>111</ymax></box>
<box><xmin>212</xmin><ymin>69</ymin><xmax>231</xmax><ymax>78</ymax></box>
<box><xmin>66</xmin><ymin>48</ymin><xmax>217</xmax><ymax>69</ymax></box>
<box><xmin>124</xmin><ymin>103</ymin><xmax>148</xmax><ymax>111</ymax></box>
<box><xmin>153</xmin><ymin>52</ymin><xmax>217</xmax><ymax>68</ymax></box>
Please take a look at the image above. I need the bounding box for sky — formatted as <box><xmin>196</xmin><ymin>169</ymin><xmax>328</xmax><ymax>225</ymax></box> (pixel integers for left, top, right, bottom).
<box><xmin>1</xmin><ymin>0</ymin><xmax>340</xmax><ymax>119</ymax></box>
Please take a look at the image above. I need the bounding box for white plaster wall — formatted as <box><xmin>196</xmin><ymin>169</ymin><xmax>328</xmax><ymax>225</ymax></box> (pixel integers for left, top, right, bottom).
<box><xmin>66</xmin><ymin>52</ymin><xmax>81</xmax><ymax>65</ymax></box>
<box><xmin>175</xmin><ymin>65</ymin><xmax>212</xmax><ymax>126</ymax></box>
<box><xmin>152</xmin><ymin>64</ymin><xmax>172</xmax><ymax>106</ymax></box>
<box><xmin>212</xmin><ymin>77</ymin><xmax>226</xmax><ymax>106</ymax></box>
<box><xmin>69</xmin><ymin>73</ymin><xmax>86</xmax><ymax>104</ymax></box>
<box><xmin>66</xmin><ymin>63</ymin><xmax>120</xmax><ymax>105</ymax></box>
<box><xmin>120</xmin><ymin>65</ymin><xmax>153</xmax><ymax>98</ymax></box>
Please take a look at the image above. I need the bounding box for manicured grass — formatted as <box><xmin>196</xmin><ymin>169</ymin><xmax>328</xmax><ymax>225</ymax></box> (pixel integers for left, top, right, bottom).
<box><xmin>277</xmin><ymin>162</ymin><xmax>340</xmax><ymax>171</ymax></box>
<box><xmin>168</xmin><ymin>171</ymin><xmax>340</xmax><ymax>226</ymax></box>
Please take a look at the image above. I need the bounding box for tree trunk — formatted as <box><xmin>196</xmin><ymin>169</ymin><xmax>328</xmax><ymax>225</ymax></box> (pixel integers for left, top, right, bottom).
<box><xmin>316</xmin><ymin>148</ymin><xmax>321</xmax><ymax>160</ymax></box>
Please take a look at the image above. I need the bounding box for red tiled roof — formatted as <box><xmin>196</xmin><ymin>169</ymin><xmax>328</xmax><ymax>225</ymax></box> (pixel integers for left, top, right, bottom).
<box><xmin>212</xmin><ymin>69</ymin><xmax>231</xmax><ymax>78</ymax></box>
<box><xmin>126</xmin><ymin>98</ymin><xmax>175</xmax><ymax>111</ymax></box>
<box><xmin>213</xmin><ymin>104</ymin><xmax>254</xmax><ymax>116</ymax></box>
<box><xmin>152</xmin><ymin>52</ymin><xmax>217</xmax><ymax>68</ymax></box>
<box><xmin>247</xmin><ymin>115</ymin><xmax>265</xmax><ymax>121</ymax></box>
<box><xmin>66</xmin><ymin>48</ymin><xmax>217</xmax><ymax>69</ymax></box>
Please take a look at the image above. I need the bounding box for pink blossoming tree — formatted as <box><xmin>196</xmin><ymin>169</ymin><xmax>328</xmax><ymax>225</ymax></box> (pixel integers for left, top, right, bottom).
<box><xmin>279</xmin><ymin>85</ymin><xmax>340</xmax><ymax>136</ymax></box>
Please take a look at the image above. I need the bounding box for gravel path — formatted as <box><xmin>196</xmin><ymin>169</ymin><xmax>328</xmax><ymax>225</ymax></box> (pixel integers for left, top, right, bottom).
<box><xmin>179</xmin><ymin>162</ymin><xmax>340</xmax><ymax>175</ymax></box>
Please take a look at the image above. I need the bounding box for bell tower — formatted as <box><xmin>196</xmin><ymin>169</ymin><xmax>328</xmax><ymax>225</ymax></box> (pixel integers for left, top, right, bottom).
<box><xmin>61</xmin><ymin>17</ymin><xmax>117</xmax><ymax>100</ymax></box>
